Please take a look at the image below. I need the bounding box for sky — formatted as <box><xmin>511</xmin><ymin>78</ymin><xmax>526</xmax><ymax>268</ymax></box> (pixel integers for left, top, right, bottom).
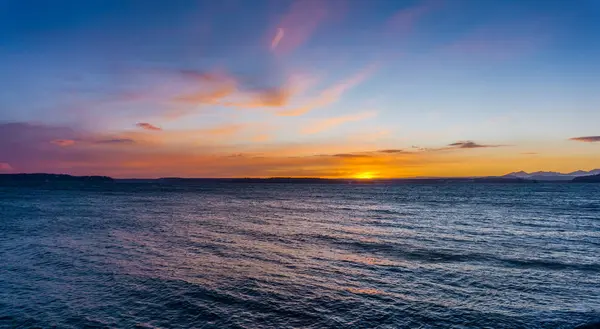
<box><xmin>1</xmin><ymin>0</ymin><xmax>599</xmax><ymax>178</ymax></box>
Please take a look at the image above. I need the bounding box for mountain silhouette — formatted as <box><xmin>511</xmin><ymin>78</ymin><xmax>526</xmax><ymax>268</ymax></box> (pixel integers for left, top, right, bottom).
<box><xmin>504</xmin><ymin>169</ymin><xmax>600</xmax><ymax>181</ymax></box>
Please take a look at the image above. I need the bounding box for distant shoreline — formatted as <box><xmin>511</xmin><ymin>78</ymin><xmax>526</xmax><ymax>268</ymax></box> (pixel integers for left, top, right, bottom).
<box><xmin>2</xmin><ymin>173</ymin><xmax>599</xmax><ymax>185</ymax></box>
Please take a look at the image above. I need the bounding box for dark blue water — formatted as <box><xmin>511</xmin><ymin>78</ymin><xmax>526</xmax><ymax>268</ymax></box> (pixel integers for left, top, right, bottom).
<box><xmin>1</xmin><ymin>183</ymin><xmax>599</xmax><ymax>328</ymax></box>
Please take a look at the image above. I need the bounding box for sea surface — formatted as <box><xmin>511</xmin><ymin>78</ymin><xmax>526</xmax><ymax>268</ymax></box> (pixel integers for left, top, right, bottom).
<box><xmin>1</xmin><ymin>182</ymin><xmax>599</xmax><ymax>329</ymax></box>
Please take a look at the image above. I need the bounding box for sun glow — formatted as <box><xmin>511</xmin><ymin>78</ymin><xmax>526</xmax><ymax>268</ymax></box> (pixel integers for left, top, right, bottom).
<box><xmin>354</xmin><ymin>172</ymin><xmax>375</xmax><ymax>179</ymax></box>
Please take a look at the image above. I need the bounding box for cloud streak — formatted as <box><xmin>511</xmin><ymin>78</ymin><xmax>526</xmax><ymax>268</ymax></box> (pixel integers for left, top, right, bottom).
<box><xmin>270</xmin><ymin>0</ymin><xmax>328</xmax><ymax>55</ymax></box>
<box><xmin>569</xmin><ymin>136</ymin><xmax>600</xmax><ymax>143</ymax></box>
<box><xmin>136</xmin><ymin>122</ymin><xmax>162</xmax><ymax>131</ymax></box>
<box><xmin>94</xmin><ymin>138</ymin><xmax>136</xmax><ymax>145</ymax></box>
<box><xmin>332</xmin><ymin>153</ymin><xmax>372</xmax><ymax>158</ymax></box>
<box><xmin>172</xmin><ymin>69</ymin><xmax>295</xmax><ymax>110</ymax></box>
<box><xmin>271</xmin><ymin>28</ymin><xmax>285</xmax><ymax>50</ymax></box>
<box><xmin>377</xmin><ymin>149</ymin><xmax>406</xmax><ymax>154</ymax></box>
<box><xmin>302</xmin><ymin>111</ymin><xmax>377</xmax><ymax>134</ymax></box>
<box><xmin>387</xmin><ymin>0</ymin><xmax>444</xmax><ymax>37</ymax></box>
<box><xmin>447</xmin><ymin>141</ymin><xmax>504</xmax><ymax>149</ymax></box>
<box><xmin>51</xmin><ymin>139</ymin><xmax>76</xmax><ymax>147</ymax></box>
<box><xmin>278</xmin><ymin>66</ymin><xmax>376</xmax><ymax>116</ymax></box>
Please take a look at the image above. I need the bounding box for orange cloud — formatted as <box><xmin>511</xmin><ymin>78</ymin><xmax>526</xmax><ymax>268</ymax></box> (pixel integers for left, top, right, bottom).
<box><xmin>221</xmin><ymin>86</ymin><xmax>292</xmax><ymax>109</ymax></box>
<box><xmin>252</xmin><ymin>134</ymin><xmax>271</xmax><ymax>142</ymax></box>
<box><xmin>136</xmin><ymin>122</ymin><xmax>162</xmax><ymax>131</ymax></box>
<box><xmin>174</xmin><ymin>84</ymin><xmax>236</xmax><ymax>105</ymax></box>
<box><xmin>173</xmin><ymin>69</ymin><xmax>299</xmax><ymax>110</ymax></box>
<box><xmin>51</xmin><ymin>139</ymin><xmax>76</xmax><ymax>147</ymax></box>
<box><xmin>270</xmin><ymin>0</ymin><xmax>328</xmax><ymax>55</ymax></box>
<box><xmin>7</xmin><ymin>124</ymin><xmax>600</xmax><ymax>179</ymax></box>
<box><xmin>201</xmin><ymin>124</ymin><xmax>246</xmax><ymax>136</ymax></box>
<box><xmin>278</xmin><ymin>66</ymin><xmax>376</xmax><ymax>116</ymax></box>
<box><xmin>302</xmin><ymin>111</ymin><xmax>377</xmax><ymax>134</ymax></box>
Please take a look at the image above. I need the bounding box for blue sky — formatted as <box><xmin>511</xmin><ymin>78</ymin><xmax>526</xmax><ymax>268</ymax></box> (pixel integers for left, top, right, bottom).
<box><xmin>1</xmin><ymin>0</ymin><xmax>599</xmax><ymax>177</ymax></box>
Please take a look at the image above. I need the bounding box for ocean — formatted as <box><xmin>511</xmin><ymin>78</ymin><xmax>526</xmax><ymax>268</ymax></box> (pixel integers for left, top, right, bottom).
<box><xmin>1</xmin><ymin>182</ymin><xmax>599</xmax><ymax>328</ymax></box>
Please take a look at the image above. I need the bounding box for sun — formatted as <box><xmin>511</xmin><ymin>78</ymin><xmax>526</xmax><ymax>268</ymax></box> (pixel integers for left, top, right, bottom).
<box><xmin>354</xmin><ymin>172</ymin><xmax>375</xmax><ymax>179</ymax></box>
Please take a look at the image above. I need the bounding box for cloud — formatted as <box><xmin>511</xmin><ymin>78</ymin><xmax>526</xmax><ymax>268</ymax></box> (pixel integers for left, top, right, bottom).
<box><xmin>332</xmin><ymin>153</ymin><xmax>372</xmax><ymax>158</ymax></box>
<box><xmin>94</xmin><ymin>138</ymin><xmax>136</xmax><ymax>145</ymax></box>
<box><xmin>302</xmin><ymin>111</ymin><xmax>377</xmax><ymax>134</ymax></box>
<box><xmin>252</xmin><ymin>134</ymin><xmax>271</xmax><ymax>142</ymax></box>
<box><xmin>377</xmin><ymin>149</ymin><xmax>406</xmax><ymax>154</ymax></box>
<box><xmin>0</xmin><ymin>162</ymin><xmax>12</xmax><ymax>171</ymax></box>
<box><xmin>270</xmin><ymin>0</ymin><xmax>328</xmax><ymax>55</ymax></box>
<box><xmin>447</xmin><ymin>141</ymin><xmax>503</xmax><ymax>149</ymax></box>
<box><xmin>201</xmin><ymin>124</ymin><xmax>245</xmax><ymax>136</ymax></box>
<box><xmin>136</xmin><ymin>122</ymin><xmax>162</xmax><ymax>131</ymax></box>
<box><xmin>172</xmin><ymin>69</ymin><xmax>295</xmax><ymax>110</ymax></box>
<box><xmin>174</xmin><ymin>84</ymin><xmax>236</xmax><ymax>105</ymax></box>
<box><xmin>387</xmin><ymin>0</ymin><xmax>444</xmax><ymax>37</ymax></box>
<box><xmin>569</xmin><ymin>136</ymin><xmax>600</xmax><ymax>143</ymax></box>
<box><xmin>278</xmin><ymin>66</ymin><xmax>376</xmax><ymax>116</ymax></box>
<box><xmin>271</xmin><ymin>28</ymin><xmax>285</xmax><ymax>50</ymax></box>
<box><xmin>221</xmin><ymin>86</ymin><xmax>292</xmax><ymax>109</ymax></box>
<box><xmin>51</xmin><ymin>139</ymin><xmax>76</xmax><ymax>147</ymax></box>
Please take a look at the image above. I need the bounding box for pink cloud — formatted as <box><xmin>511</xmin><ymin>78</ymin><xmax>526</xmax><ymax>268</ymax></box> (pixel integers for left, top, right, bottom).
<box><xmin>136</xmin><ymin>122</ymin><xmax>162</xmax><ymax>131</ymax></box>
<box><xmin>270</xmin><ymin>0</ymin><xmax>328</xmax><ymax>55</ymax></box>
<box><xmin>277</xmin><ymin>65</ymin><xmax>377</xmax><ymax>116</ymax></box>
<box><xmin>51</xmin><ymin>139</ymin><xmax>76</xmax><ymax>147</ymax></box>
<box><xmin>569</xmin><ymin>136</ymin><xmax>600</xmax><ymax>143</ymax></box>
<box><xmin>0</xmin><ymin>162</ymin><xmax>12</xmax><ymax>171</ymax></box>
<box><xmin>302</xmin><ymin>111</ymin><xmax>377</xmax><ymax>134</ymax></box>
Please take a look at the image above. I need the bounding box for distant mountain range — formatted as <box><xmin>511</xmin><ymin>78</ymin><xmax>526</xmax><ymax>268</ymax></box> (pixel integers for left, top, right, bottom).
<box><xmin>503</xmin><ymin>169</ymin><xmax>600</xmax><ymax>181</ymax></box>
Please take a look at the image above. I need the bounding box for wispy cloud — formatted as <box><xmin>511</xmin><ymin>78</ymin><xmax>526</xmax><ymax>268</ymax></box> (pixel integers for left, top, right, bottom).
<box><xmin>270</xmin><ymin>0</ymin><xmax>328</xmax><ymax>55</ymax></box>
<box><xmin>94</xmin><ymin>138</ymin><xmax>136</xmax><ymax>145</ymax></box>
<box><xmin>201</xmin><ymin>124</ymin><xmax>245</xmax><ymax>136</ymax></box>
<box><xmin>51</xmin><ymin>139</ymin><xmax>76</xmax><ymax>147</ymax></box>
<box><xmin>271</xmin><ymin>28</ymin><xmax>285</xmax><ymax>50</ymax></box>
<box><xmin>278</xmin><ymin>66</ymin><xmax>377</xmax><ymax>116</ymax></box>
<box><xmin>377</xmin><ymin>149</ymin><xmax>406</xmax><ymax>154</ymax></box>
<box><xmin>221</xmin><ymin>86</ymin><xmax>292</xmax><ymax>109</ymax></box>
<box><xmin>332</xmin><ymin>153</ymin><xmax>372</xmax><ymax>158</ymax></box>
<box><xmin>302</xmin><ymin>111</ymin><xmax>377</xmax><ymax>134</ymax></box>
<box><xmin>0</xmin><ymin>162</ymin><xmax>12</xmax><ymax>171</ymax></box>
<box><xmin>569</xmin><ymin>136</ymin><xmax>600</xmax><ymax>143</ymax></box>
<box><xmin>136</xmin><ymin>122</ymin><xmax>162</xmax><ymax>131</ymax></box>
<box><xmin>252</xmin><ymin>134</ymin><xmax>271</xmax><ymax>142</ymax></box>
<box><xmin>387</xmin><ymin>0</ymin><xmax>444</xmax><ymax>37</ymax></box>
<box><xmin>174</xmin><ymin>84</ymin><xmax>236</xmax><ymax>105</ymax></box>
<box><xmin>447</xmin><ymin>141</ymin><xmax>503</xmax><ymax>149</ymax></box>
<box><xmin>172</xmin><ymin>69</ymin><xmax>296</xmax><ymax>110</ymax></box>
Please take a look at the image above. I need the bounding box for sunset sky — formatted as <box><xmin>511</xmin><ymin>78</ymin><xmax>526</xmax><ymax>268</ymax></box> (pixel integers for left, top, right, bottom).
<box><xmin>1</xmin><ymin>0</ymin><xmax>599</xmax><ymax>178</ymax></box>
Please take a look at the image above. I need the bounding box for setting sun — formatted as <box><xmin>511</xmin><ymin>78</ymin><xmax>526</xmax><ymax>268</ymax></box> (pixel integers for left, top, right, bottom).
<box><xmin>354</xmin><ymin>172</ymin><xmax>376</xmax><ymax>179</ymax></box>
